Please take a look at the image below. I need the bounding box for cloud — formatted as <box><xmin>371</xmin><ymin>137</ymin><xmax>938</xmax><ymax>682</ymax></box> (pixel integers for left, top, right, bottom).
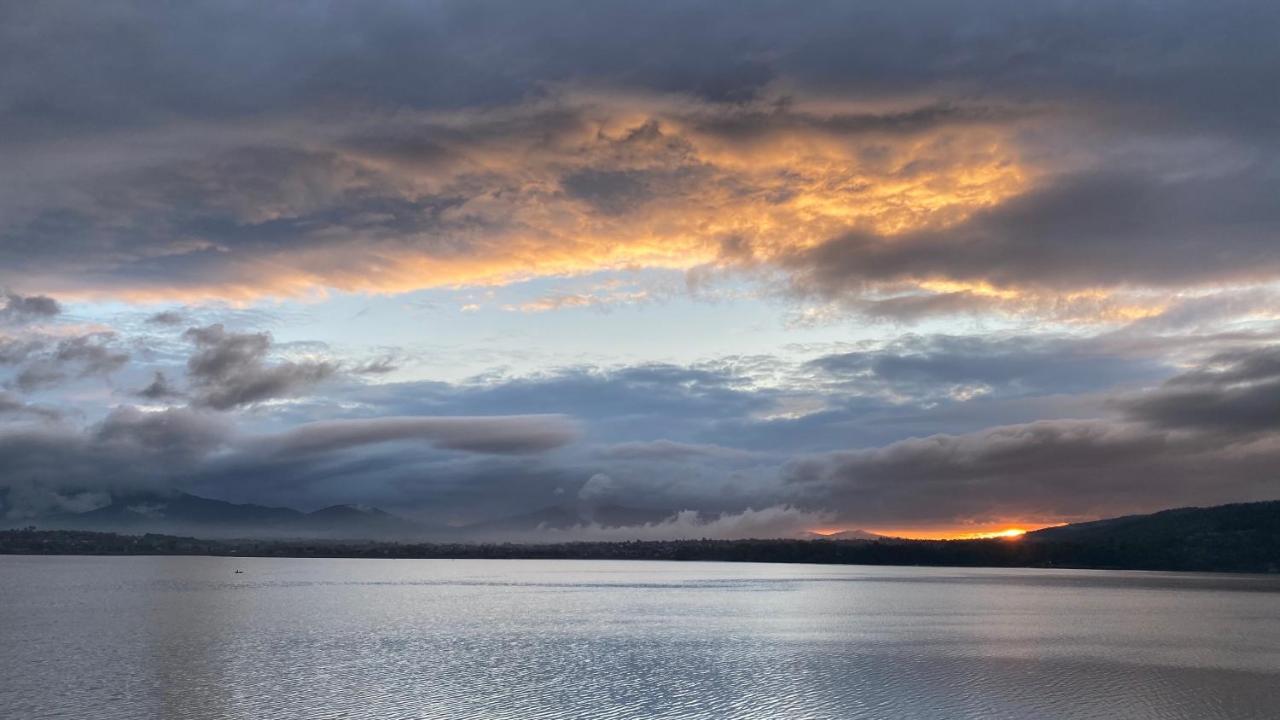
<box><xmin>805</xmin><ymin>333</ymin><xmax>1165</xmax><ymax>400</ymax></box>
<box><xmin>183</xmin><ymin>324</ymin><xmax>335</xmax><ymax>409</ymax></box>
<box><xmin>1</xmin><ymin>332</ymin><xmax>129</xmax><ymax>393</ymax></box>
<box><xmin>577</xmin><ymin>473</ymin><xmax>619</xmax><ymax>501</ymax></box>
<box><xmin>0</xmin><ymin>391</ymin><xmax>59</xmax><ymax>421</ymax></box>
<box><xmin>136</xmin><ymin>371</ymin><xmax>183</xmax><ymax>401</ymax></box>
<box><xmin>0</xmin><ymin>292</ymin><xmax>60</xmax><ymax>324</ymax></box>
<box><xmin>349</xmin><ymin>357</ymin><xmax>398</xmax><ymax>375</ymax></box>
<box><xmin>0</xmin><ymin>1</ymin><xmax>1275</xmax><ymax>320</ymax></box>
<box><xmin>54</xmin><ymin>334</ymin><xmax>130</xmax><ymax>377</ymax></box>
<box><xmin>1</xmin><ymin>334</ymin><xmax>1277</xmax><ymax>532</ymax></box>
<box><xmin>782</xmin><ymin>170</ymin><xmax>1280</xmax><ymax>301</ymax></box>
<box><xmin>146</xmin><ymin>310</ymin><xmax>185</xmax><ymax>326</ymax></box>
<box><xmin>784</xmin><ymin>418</ymin><xmax>1280</xmax><ymax>528</ymax></box>
<box><xmin>509</xmin><ymin>287</ymin><xmax>653</xmax><ymax>314</ymax></box>
<box><xmin>598</xmin><ymin>440</ymin><xmax>763</xmax><ymax>462</ymax></box>
<box><xmin>249</xmin><ymin>415</ymin><xmax>580</xmax><ymax>457</ymax></box>
<box><xmin>2</xmin><ymin>0</ymin><xmax>1279</xmax><ymax>534</ymax></box>
<box><xmin>0</xmin><ymin>337</ymin><xmax>44</xmax><ymax>366</ymax></box>
<box><xmin>0</xmin><ymin>95</ymin><xmax>1028</xmax><ymax>304</ymax></box>
<box><xmin>0</xmin><ymin>406</ymin><xmax>576</xmax><ymax>520</ymax></box>
<box><xmin>1121</xmin><ymin>346</ymin><xmax>1280</xmax><ymax>434</ymax></box>
<box><xmin>505</xmin><ymin>505</ymin><xmax>834</xmax><ymax>542</ymax></box>
<box><xmin>0</xmin><ymin>406</ymin><xmax>232</xmax><ymax>519</ymax></box>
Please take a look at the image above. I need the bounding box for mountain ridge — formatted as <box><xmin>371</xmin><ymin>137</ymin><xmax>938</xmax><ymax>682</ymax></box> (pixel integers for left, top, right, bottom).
<box><xmin>33</xmin><ymin>492</ymin><xmax>423</xmax><ymax>540</ymax></box>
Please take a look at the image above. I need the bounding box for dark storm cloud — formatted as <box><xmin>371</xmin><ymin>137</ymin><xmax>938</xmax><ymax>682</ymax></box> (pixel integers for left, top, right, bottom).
<box><xmin>183</xmin><ymin>324</ymin><xmax>336</xmax><ymax>409</ymax></box>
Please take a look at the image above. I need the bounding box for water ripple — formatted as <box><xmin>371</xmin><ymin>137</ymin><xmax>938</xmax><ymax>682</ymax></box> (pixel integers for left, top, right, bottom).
<box><xmin>2</xmin><ymin>557</ymin><xmax>1277</xmax><ymax>719</ymax></box>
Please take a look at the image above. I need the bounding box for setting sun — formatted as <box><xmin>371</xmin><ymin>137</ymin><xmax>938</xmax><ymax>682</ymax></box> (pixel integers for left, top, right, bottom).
<box><xmin>866</xmin><ymin>526</ymin><xmax>1052</xmax><ymax>540</ymax></box>
<box><xmin>975</xmin><ymin>528</ymin><xmax>1027</xmax><ymax>540</ymax></box>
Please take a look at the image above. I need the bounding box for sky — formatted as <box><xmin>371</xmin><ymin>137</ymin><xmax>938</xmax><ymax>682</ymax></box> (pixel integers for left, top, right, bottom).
<box><xmin>2</xmin><ymin>0</ymin><xmax>1279</xmax><ymax>538</ymax></box>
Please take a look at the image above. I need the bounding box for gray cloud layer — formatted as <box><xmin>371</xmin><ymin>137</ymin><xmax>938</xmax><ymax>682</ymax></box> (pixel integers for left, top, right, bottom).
<box><xmin>1122</xmin><ymin>347</ymin><xmax>1280</xmax><ymax>434</ymax></box>
<box><xmin>0</xmin><ymin>328</ymin><xmax>1277</xmax><ymax>531</ymax></box>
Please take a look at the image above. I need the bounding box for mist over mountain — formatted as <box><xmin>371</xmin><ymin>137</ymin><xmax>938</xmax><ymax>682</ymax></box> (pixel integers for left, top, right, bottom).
<box><xmin>31</xmin><ymin>492</ymin><xmax>422</xmax><ymax>540</ymax></box>
<box><xmin>461</xmin><ymin>502</ymin><xmax>685</xmax><ymax>538</ymax></box>
<box><xmin>10</xmin><ymin>491</ymin><xmax>872</xmax><ymax>542</ymax></box>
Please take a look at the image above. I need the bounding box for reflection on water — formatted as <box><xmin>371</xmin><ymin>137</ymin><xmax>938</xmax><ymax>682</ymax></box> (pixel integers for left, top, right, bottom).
<box><xmin>2</xmin><ymin>557</ymin><xmax>1278</xmax><ymax>719</ymax></box>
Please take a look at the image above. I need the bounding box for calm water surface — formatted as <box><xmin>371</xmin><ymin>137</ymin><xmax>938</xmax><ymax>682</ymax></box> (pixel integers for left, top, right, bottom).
<box><xmin>2</xmin><ymin>556</ymin><xmax>1278</xmax><ymax>719</ymax></box>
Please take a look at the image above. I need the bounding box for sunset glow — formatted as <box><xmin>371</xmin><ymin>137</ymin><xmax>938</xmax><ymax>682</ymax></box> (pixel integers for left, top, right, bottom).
<box><xmin>867</xmin><ymin>526</ymin><xmax>1059</xmax><ymax>541</ymax></box>
<box><xmin>6</xmin><ymin>5</ymin><xmax>1280</xmax><ymax>718</ymax></box>
<box><xmin>1</xmin><ymin>1</ymin><xmax>1277</xmax><ymax>546</ymax></box>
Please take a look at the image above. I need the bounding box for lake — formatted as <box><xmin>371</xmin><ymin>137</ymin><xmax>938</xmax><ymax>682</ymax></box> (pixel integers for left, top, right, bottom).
<box><xmin>1</xmin><ymin>556</ymin><xmax>1278</xmax><ymax>719</ymax></box>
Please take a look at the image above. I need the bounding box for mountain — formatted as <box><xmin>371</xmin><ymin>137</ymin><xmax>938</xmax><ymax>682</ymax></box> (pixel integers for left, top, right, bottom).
<box><xmin>297</xmin><ymin>504</ymin><xmax>421</xmax><ymax>537</ymax></box>
<box><xmin>805</xmin><ymin>529</ymin><xmax>880</xmax><ymax>541</ymax></box>
<box><xmin>33</xmin><ymin>492</ymin><xmax>424</xmax><ymax>539</ymax></box>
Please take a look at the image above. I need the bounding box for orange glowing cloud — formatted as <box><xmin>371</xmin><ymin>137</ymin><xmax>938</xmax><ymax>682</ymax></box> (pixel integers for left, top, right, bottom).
<box><xmin>26</xmin><ymin>93</ymin><xmax>1038</xmax><ymax>307</ymax></box>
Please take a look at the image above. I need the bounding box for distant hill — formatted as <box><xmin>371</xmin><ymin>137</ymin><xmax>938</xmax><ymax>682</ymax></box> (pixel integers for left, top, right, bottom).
<box><xmin>10</xmin><ymin>497</ymin><xmax>1280</xmax><ymax>568</ymax></box>
<box><xmin>32</xmin><ymin>492</ymin><xmax>424</xmax><ymax>540</ymax></box>
<box><xmin>805</xmin><ymin>529</ymin><xmax>881</xmax><ymax>541</ymax></box>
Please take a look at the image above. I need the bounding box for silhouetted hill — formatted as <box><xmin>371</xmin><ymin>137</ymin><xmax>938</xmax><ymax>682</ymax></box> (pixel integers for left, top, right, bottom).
<box><xmin>1024</xmin><ymin>500</ymin><xmax>1280</xmax><ymax>572</ymax></box>
<box><xmin>1030</xmin><ymin>501</ymin><xmax>1280</xmax><ymax>543</ymax></box>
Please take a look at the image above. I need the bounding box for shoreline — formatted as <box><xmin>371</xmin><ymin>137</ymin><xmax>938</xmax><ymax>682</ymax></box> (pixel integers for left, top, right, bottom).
<box><xmin>4</xmin><ymin>528</ymin><xmax>1277</xmax><ymax>574</ymax></box>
